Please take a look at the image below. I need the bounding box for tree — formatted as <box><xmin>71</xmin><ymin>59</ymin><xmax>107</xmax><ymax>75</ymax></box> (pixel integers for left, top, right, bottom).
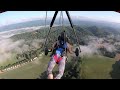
<box><xmin>62</xmin><ymin>57</ymin><xmax>81</xmax><ymax>79</ymax></box>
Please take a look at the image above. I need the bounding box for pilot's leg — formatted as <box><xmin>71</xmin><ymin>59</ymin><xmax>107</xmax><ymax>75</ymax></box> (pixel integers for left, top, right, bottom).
<box><xmin>47</xmin><ymin>56</ymin><xmax>56</xmax><ymax>79</ymax></box>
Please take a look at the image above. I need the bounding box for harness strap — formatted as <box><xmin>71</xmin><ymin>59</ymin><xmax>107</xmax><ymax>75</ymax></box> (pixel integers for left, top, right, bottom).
<box><xmin>53</xmin><ymin>54</ymin><xmax>63</xmax><ymax>64</ymax></box>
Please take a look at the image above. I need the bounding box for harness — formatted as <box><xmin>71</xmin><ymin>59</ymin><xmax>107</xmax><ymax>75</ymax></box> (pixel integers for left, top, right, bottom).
<box><xmin>53</xmin><ymin>40</ymin><xmax>67</xmax><ymax>64</ymax></box>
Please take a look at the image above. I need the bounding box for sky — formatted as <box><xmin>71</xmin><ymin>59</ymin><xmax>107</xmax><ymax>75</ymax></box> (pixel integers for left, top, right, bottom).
<box><xmin>0</xmin><ymin>11</ymin><xmax>120</xmax><ymax>27</ymax></box>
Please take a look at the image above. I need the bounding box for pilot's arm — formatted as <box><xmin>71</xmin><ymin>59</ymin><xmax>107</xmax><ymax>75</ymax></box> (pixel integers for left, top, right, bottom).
<box><xmin>67</xmin><ymin>43</ymin><xmax>74</xmax><ymax>54</ymax></box>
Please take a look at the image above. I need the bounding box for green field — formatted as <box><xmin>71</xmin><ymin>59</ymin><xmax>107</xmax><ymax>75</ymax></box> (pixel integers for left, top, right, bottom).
<box><xmin>0</xmin><ymin>54</ymin><xmax>119</xmax><ymax>79</ymax></box>
<box><xmin>80</xmin><ymin>55</ymin><xmax>116</xmax><ymax>79</ymax></box>
<box><xmin>0</xmin><ymin>55</ymin><xmax>49</xmax><ymax>79</ymax></box>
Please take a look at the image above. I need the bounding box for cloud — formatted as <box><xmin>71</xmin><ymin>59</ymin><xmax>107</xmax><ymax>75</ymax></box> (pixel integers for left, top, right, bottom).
<box><xmin>0</xmin><ymin>39</ymin><xmax>24</xmax><ymax>63</ymax></box>
<box><xmin>0</xmin><ymin>38</ymin><xmax>44</xmax><ymax>64</ymax></box>
<box><xmin>79</xmin><ymin>36</ymin><xmax>117</xmax><ymax>57</ymax></box>
<box><xmin>31</xmin><ymin>39</ymin><xmax>44</xmax><ymax>49</ymax></box>
<box><xmin>80</xmin><ymin>45</ymin><xmax>99</xmax><ymax>57</ymax></box>
<box><xmin>103</xmin><ymin>43</ymin><xmax>116</xmax><ymax>52</ymax></box>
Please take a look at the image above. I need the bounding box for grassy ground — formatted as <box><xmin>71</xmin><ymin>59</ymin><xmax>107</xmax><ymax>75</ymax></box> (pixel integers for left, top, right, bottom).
<box><xmin>0</xmin><ymin>54</ymin><xmax>50</xmax><ymax>79</ymax></box>
<box><xmin>80</xmin><ymin>55</ymin><xmax>116</xmax><ymax>79</ymax></box>
<box><xmin>0</xmin><ymin>54</ymin><xmax>118</xmax><ymax>79</ymax></box>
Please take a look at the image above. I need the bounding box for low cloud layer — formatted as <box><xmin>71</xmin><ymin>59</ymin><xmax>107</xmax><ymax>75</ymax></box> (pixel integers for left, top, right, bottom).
<box><xmin>0</xmin><ymin>38</ymin><xmax>44</xmax><ymax>64</ymax></box>
<box><xmin>79</xmin><ymin>36</ymin><xmax>117</xmax><ymax>57</ymax></box>
<box><xmin>0</xmin><ymin>34</ymin><xmax>119</xmax><ymax>64</ymax></box>
<box><xmin>80</xmin><ymin>45</ymin><xmax>99</xmax><ymax>57</ymax></box>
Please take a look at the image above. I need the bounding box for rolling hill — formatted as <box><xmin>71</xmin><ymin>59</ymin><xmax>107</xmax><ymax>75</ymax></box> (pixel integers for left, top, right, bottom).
<box><xmin>1</xmin><ymin>16</ymin><xmax>120</xmax><ymax>33</ymax></box>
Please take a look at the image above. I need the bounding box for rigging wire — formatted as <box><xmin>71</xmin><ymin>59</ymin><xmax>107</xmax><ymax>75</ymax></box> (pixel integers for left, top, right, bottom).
<box><xmin>43</xmin><ymin>11</ymin><xmax>81</xmax><ymax>56</ymax></box>
<box><xmin>45</xmin><ymin>11</ymin><xmax>47</xmax><ymax>27</ymax></box>
<box><xmin>65</xmin><ymin>11</ymin><xmax>81</xmax><ymax>52</ymax></box>
<box><xmin>60</xmin><ymin>11</ymin><xmax>68</xmax><ymax>58</ymax></box>
<box><xmin>42</xmin><ymin>11</ymin><xmax>51</xmax><ymax>51</ymax></box>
